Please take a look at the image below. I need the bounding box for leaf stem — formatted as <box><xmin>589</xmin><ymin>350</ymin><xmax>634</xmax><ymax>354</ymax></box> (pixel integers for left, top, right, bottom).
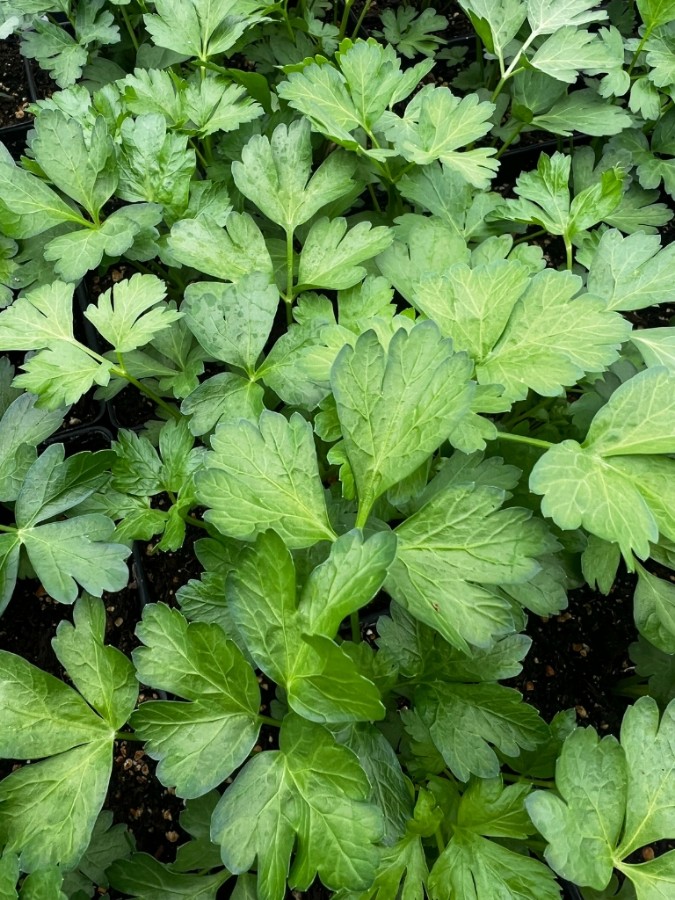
<box><xmin>564</xmin><ymin>236</ymin><xmax>573</xmax><ymax>271</ymax></box>
<box><xmin>490</xmin><ymin>32</ymin><xmax>536</xmax><ymax>103</ymax></box>
<box><xmin>495</xmin><ymin>431</ymin><xmax>554</xmax><ymax>451</ymax></box>
<box><xmin>0</xmin><ymin>523</ymin><xmax>16</xmax><ymax>533</ymax></box>
<box><xmin>502</xmin><ymin>771</ymin><xmax>556</xmax><ymax>789</ymax></box>
<box><xmin>434</xmin><ymin>826</ymin><xmax>445</xmax><ymax>854</ymax></box>
<box><xmin>259</xmin><ymin>714</ymin><xmax>282</xmax><ymax>728</ymax></box>
<box><xmin>185</xmin><ymin>514</ymin><xmax>209</xmax><ymax>531</ymax></box>
<box><xmin>116</xmin><ymin>731</ymin><xmax>140</xmax><ymax>741</ymax></box>
<box><xmin>112</xmin><ymin>361</ymin><xmax>181</xmax><ymax>421</ymax></box>
<box><xmin>627</xmin><ymin>27</ymin><xmax>652</xmax><ymax>77</ymax></box>
<box><xmin>119</xmin><ymin>5</ymin><xmax>139</xmax><ymax>51</ymax></box>
<box><xmin>350</xmin><ymin>611</ymin><xmax>361</xmax><ymax>643</ymax></box>
<box><xmin>351</xmin><ymin>0</ymin><xmax>373</xmax><ymax>39</ymax></box>
<box><xmin>338</xmin><ymin>0</ymin><xmax>354</xmax><ymax>41</ymax></box>
<box><xmin>496</xmin><ymin>121</ymin><xmax>526</xmax><ymax>159</ymax></box>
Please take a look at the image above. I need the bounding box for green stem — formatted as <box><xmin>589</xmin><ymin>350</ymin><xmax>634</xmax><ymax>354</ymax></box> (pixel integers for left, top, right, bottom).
<box><xmin>627</xmin><ymin>27</ymin><xmax>652</xmax><ymax>77</ymax></box>
<box><xmin>496</xmin><ymin>121</ymin><xmax>525</xmax><ymax>159</ymax></box>
<box><xmin>281</xmin><ymin>0</ymin><xmax>294</xmax><ymax>40</ymax></box>
<box><xmin>491</xmin><ymin>31</ymin><xmax>536</xmax><ymax>103</ymax></box>
<box><xmin>502</xmin><ymin>771</ymin><xmax>556</xmax><ymax>789</ymax></box>
<box><xmin>189</xmin><ymin>138</ymin><xmax>209</xmax><ymax>170</ymax></box>
<box><xmin>285</xmin><ymin>228</ymin><xmax>295</xmax><ymax>303</ymax></box>
<box><xmin>338</xmin><ymin>0</ymin><xmax>353</xmax><ymax>41</ymax></box>
<box><xmin>116</xmin><ymin>731</ymin><xmax>140</xmax><ymax>741</ymax></box>
<box><xmin>367</xmin><ymin>182</ymin><xmax>382</xmax><ymax>213</ymax></box>
<box><xmin>434</xmin><ymin>826</ymin><xmax>445</xmax><ymax>854</ymax></box>
<box><xmin>513</xmin><ymin>228</ymin><xmax>548</xmax><ymax>245</ymax></box>
<box><xmin>112</xmin><ymin>362</ymin><xmax>181</xmax><ymax>421</ymax></box>
<box><xmin>119</xmin><ymin>5</ymin><xmax>139</xmax><ymax>51</ymax></box>
<box><xmin>564</xmin><ymin>236</ymin><xmax>573</xmax><ymax>271</ymax></box>
<box><xmin>350</xmin><ymin>611</ymin><xmax>361</xmax><ymax>643</ymax></box>
<box><xmin>351</xmin><ymin>0</ymin><xmax>373</xmax><ymax>39</ymax></box>
<box><xmin>495</xmin><ymin>431</ymin><xmax>554</xmax><ymax>451</ymax></box>
<box><xmin>185</xmin><ymin>515</ymin><xmax>209</xmax><ymax>531</ymax></box>
<box><xmin>0</xmin><ymin>523</ymin><xmax>16</xmax><ymax>534</ymax></box>
<box><xmin>355</xmin><ymin>502</ymin><xmax>371</xmax><ymax>530</ymax></box>
<box><xmin>259</xmin><ymin>715</ymin><xmax>282</xmax><ymax>728</ymax></box>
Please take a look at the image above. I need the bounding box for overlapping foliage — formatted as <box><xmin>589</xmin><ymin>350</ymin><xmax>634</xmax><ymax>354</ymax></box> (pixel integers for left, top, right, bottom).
<box><xmin>1</xmin><ymin>0</ymin><xmax>675</xmax><ymax>897</ymax></box>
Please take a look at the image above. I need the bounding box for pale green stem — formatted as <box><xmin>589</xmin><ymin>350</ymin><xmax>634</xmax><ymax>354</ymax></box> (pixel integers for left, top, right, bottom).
<box><xmin>495</xmin><ymin>432</ymin><xmax>554</xmax><ymax>451</ymax></box>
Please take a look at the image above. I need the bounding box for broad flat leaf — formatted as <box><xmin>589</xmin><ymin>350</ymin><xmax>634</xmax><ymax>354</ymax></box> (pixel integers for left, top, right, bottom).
<box><xmin>131</xmin><ymin>603</ymin><xmax>260</xmax><ymax>798</ymax></box>
<box><xmin>61</xmin><ymin>810</ymin><xmax>135</xmax><ymax>897</ymax></box>
<box><xmin>0</xmin><ymin>279</ymin><xmax>77</xmax><ymax>350</ymax></box>
<box><xmin>185</xmin><ymin>77</ymin><xmax>263</xmax><ymax>136</ymax></box>
<box><xmin>386</xmin><ymin>481</ymin><xmax>557</xmax><ymax>652</ymax></box>
<box><xmin>143</xmin><ymin>0</ymin><xmax>266</xmax><ymax>59</ymax></box>
<box><xmin>109</xmin><ymin>853</ymin><xmax>228</xmax><ymax>899</ymax></box>
<box><xmin>381</xmin><ymin>7</ymin><xmax>448</xmax><ymax>58</ymax></box>
<box><xmin>197</xmin><ymin>411</ymin><xmax>335</xmax><ymax>548</ymax></box>
<box><xmin>277</xmin><ymin>39</ymin><xmax>433</xmax><ymax>152</ymax></box>
<box><xmin>298</xmin><ymin>217</ymin><xmax>393</xmax><ymax>291</ymax></box>
<box><xmin>167</xmin><ymin>213</ymin><xmax>273</xmax><ymax>282</ymax></box>
<box><xmin>634</xmin><ymin>563</ymin><xmax>675</xmax><ymax>653</ymax></box>
<box><xmin>0</xmin><ymin>154</ymin><xmax>86</xmax><ymax>240</ymax></box>
<box><xmin>52</xmin><ymin>594</ymin><xmax>137</xmax><ymax>730</ymax></box>
<box><xmin>227</xmin><ymin>530</ymin><xmax>385</xmax><ymax>723</ymax></box>
<box><xmin>477</xmin><ymin>269</ymin><xmax>630</xmax><ymax>402</ymax></box>
<box><xmin>85</xmin><ymin>273</ymin><xmax>182</xmax><ymax>353</ymax></box>
<box><xmin>637</xmin><ymin>0</ymin><xmax>675</xmax><ymax>28</ymax></box>
<box><xmin>587</xmin><ymin>229</ymin><xmax>675</xmax><ymax>311</ymax></box>
<box><xmin>30</xmin><ymin>110</ymin><xmax>116</xmax><ymax>218</ymax></box>
<box><xmin>180</xmin><ymin>372</ymin><xmax>264</xmax><ymax>435</ymax></box>
<box><xmin>632</xmin><ymin>327</ymin><xmax>675</xmax><ymax>373</ymax></box>
<box><xmin>428</xmin><ymin>829</ymin><xmax>560</xmax><ymax>899</ymax></box>
<box><xmin>532</xmin><ymin>88</ymin><xmax>632</xmax><ymax>135</ymax></box>
<box><xmin>528</xmin><ymin>697</ymin><xmax>675</xmax><ymax>894</ymax></box>
<box><xmin>413</xmin><ymin>681</ymin><xmax>548</xmax><ymax>780</ymax></box>
<box><xmin>212</xmin><ymin>714</ymin><xmax>384</xmax><ymax>900</ymax></box>
<box><xmin>458</xmin><ymin>0</ymin><xmax>527</xmax><ymax>58</ymax></box>
<box><xmin>20</xmin><ymin>20</ymin><xmax>90</xmax><ymax>87</ymax></box>
<box><xmin>529</xmin><ymin>28</ymin><xmax>617</xmax><ymax>83</ymax></box>
<box><xmin>14</xmin><ymin>340</ymin><xmax>112</xmax><ymax>409</ymax></box>
<box><xmin>526</xmin><ymin>0</ymin><xmax>607</xmax><ymax>34</ymax></box>
<box><xmin>457</xmin><ymin>777</ymin><xmax>535</xmax><ymax>839</ymax></box>
<box><xmin>232</xmin><ymin>119</ymin><xmax>357</xmax><ymax>232</ymax></box>
<box><xmin>299</xmin><ymin>530</ymin><xmax>397</xmax><ymax>637</ymax></box>
<box><xmin>384</xmin><ymin>85</ymin><xmax>498</xmax><ymax>189</ymax></box>
<box><xmin>332</xmin><ymin>323</ymin><xmax>473</xmax><ymax>524</ymax></box>
<box><xmin>0</xmin><ymin>393</ymin><xmax>63</xmax><ymax>502</ymax></box>
<box><xmin>182</xmin><ymin>273</ymin><xmax>278</xmax><ymax>374</ymax></box>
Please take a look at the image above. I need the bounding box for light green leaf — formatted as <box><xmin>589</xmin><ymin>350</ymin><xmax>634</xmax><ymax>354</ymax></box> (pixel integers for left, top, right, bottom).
<box><xmin>21</xmin><ymin>21</ymin><xmax>89</xmax><ymax>88</ymax></box>
<box><xmin>227</xmin><ymin>531</ymin><xmax>384</xmax><ymax>723</ymax></box>
<box><xmin>131</xmin><ymin>603</ymin><xmax>261</xmax><ymax>798</ymax></box>
<box><xmin>0</xmin><ymin>740</ymin><xmax>112</xmax><ymax>874</ymax></box>
<box><xmin>183</xmin><ymin>273</ymin><xmax>278</xmax><ymax>374</ymax></box>
<box><xmin>0</xmin><ymin>393</ymin><xmax>64</xmax><ymax>502</ymax></box>
<box><xmin>384</xmin><ymin>85</ymin><xmax>498</xmax><ymax>188</ymax></box>
<box><xmin>526</xmin><ymin>0</ymin><xmax>607</xmax><ymax>34</ymax></box>
<box><xmin>458</xmin><ymin>0</ymin><xmax>527</xmax><ymax>58</ymax></box>
<box><xmin>30</xmin><ymin>110</ymin><xmax>116</xmax><ymax>218</ymax></box>
<box><xmin>457</xmin><ymin>777</ymin><xmax>535</xmax><ymax>839</ymax></box>
<box><xmin>143</xmin><ymin>0</ymin><xmax>266</xmax><ymax>60</ymax></box>
<box><xmin>167</xmin><ymin>213</ymin><xmax>272</xmax><ymax>282</ymax></box>
<box><xmin>0</xmin><ymin>155</ymin><xmax>84</xmax><ymax>240</ymax></box>
<box><xmin>587</xmin><ymin>230</ymin><xmax>675</xmax><ymax>311</ymax></box>
<box><xmin>428</xmin><ymin>829</ymin><xmax>560</xmax><ymax>899</ymax></box>
<box><xmin>637</xmin><ymin>0</ymin><xmax>675</xmax><ymax>29</ymax></box>
<box><xmin>185</xmin><ymin>77</ymin><xmax>263</xmax><ymax>137</ymax></box>
<box><xmin>52</xmin><ymin>594</ymin><xmax>137</xmax><ymax>730</ymax></box>
<box><xmin>212</xmin><ymin>714</ymin><xmax>383</xmax><ymax>900</ymax></box>
<box><xmin>232</xmin><ymin>118</ymin><xmax>357</xmax><ymax>232</ymax></box>
<box><xmin>530</xmin><ymin>28</ymin><xmax>617</xmax><ymax>83</ymax></box>
<box><xmin>332</xmin><ymin>323</ymin><xmax>474</xmax><ymax>524</ymax></box>
<box><xmin>85</xmin><ymin>273</ymin><xmax>182</xmax><ymax>353</ymax></box>
<box><xmin>387</xmin><ymin>481</ymin><xmax>557</xmax><ymax>651</ymax></box>
<box><xmin>14</xmin><ymin>341</ymin><xmax>112</xmax><ymax>409</ymax></box>
<box><xmin>634</xmin><ymin>563</ymin><xmax>675</xmax><ymax>653</ymax></box>
<box><xmin>632</xmin><ymin>328</ymin><xmax>675</xmax><ymax>373</ymax></box>
<box><xmin>298</xmin><ymin>217</ymin><xmax>393</xmax><ymax>291</ymax></box>
<box><xmin>181</xmin><ymin>372</ymin><xmax>264</xmax><ymax>435</ymax></box>
<box><xmin>197</xmin><ymin>411</ymin><xmax>335</xmax><ymax>548</ymax></box>
<box><xmin>532</xmin><ymin>88</ymin><xmax>632</xmax><ymax>135</ymax></box>
<box><xmin>413</xmin><ymin>681</ymin><xmax>548</xmax><ymax>781</ymax></box>
<box><xmin>477</xmin><ymin>269</ymin><xmax>629</xmax><ymax>402</ymax></box>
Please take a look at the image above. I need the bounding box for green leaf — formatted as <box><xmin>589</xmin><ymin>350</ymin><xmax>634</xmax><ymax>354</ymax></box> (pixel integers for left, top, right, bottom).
<box><xmin>85</xmin><ymin>273</ymin><xmax>182</xmax><ymax>353</ymax></box>
<box><xmin>531</xmin><ymin>89</ymin><xmax>632</xmax><ymax>136</ymax></box>
<box><xmin>528</xmin><ymin>697</ymin><xmax>675</xmax><ymax>893</ymax></box>
<box><xmin>459</xmin><ymin>0</ymin><xmax>527</xmax><ymax>58</ymax></box>
<box><xmin>181</xmin><ymin>372</ymin><xmax>265</xmax><ymax>435</ymax></box>
<box><xmin>381</xmin><ymin>7</ymin><xmax>448</xmax><ymax>58</ymax></box>
<box><xmin>638</xmin><ymin>0</ymin><xmax>675</xmax><ymax>29</ymax></box>
<box><xmin>457</xmin><ymin>777</ymin><xmax>535</xmax><ymax>839</ymax></box>
<box><xmin>30</xmin><ymin>110</ymin><xmax>116</xmax><ymax>219</ymax></box>
<box><xmin>131</xmin><ymin>603</ymin><xmax>260</xmax><ymax>798</ymax></box>
<box><xmin>227</xmin><ymin>530</ymin><xmax>385</xmax><ymax>723</ymax></box>
<box><xmin>185</xmin><ymin>77</ymin><xmax>263</xmax><ymax>137</ymax></box>
<box><xmin>277</xmin><ymin>39</ymin><xmax>433</xmax><ymax>152</ymax></box>
<box><xmin>183</xmin><ymin>273</ymin><xmax>278</xmax><ymax>374</ymax></box>
<box><xmin>167</xmin><ymin>213</ymin><xmax>273</xmax><ymax>282</ymax></box>
<box><xmin>52</xmin><ymin>594</ymin><xmax>137</xmax><ymax>729</ymax></box>
<box><xmin>197</xmin><ymin>411</ymin><xmax>335</xmax><ymax>548</ymax></box>
<box><xmin>61</xmin><ymin>810</ymin><xmax>135</xmax><ymax>897</ymax></box>
<box><xmin>384</xmin><ymin>85</ymin><xmax>498</xmax><ymax>188</ymax></box>
<box><xmin>212</xmin><ymin>713</ymin><xmax>384</xmax><ymax>900</ymax></box>
<box><xmin>143</xmin><ymin>0</ymin><xmax>266</xmax><ymax>60</ymax></box>
<box><xmin>428</xmin><ymin>829</ymin><xmax>560</xmax><ymax>899</ymax></box>
<box><xmin>530</xmin><ymin>28</ymin><xmax>616</xmax><ymax>83</ymax></box>
<box><xmin>632</xmin><ymin>327</ymin><xmax>675</xmax><ymax>373</ymax></box>
<box><xmin>526</xmin><ymin>0</ymin><xmax>607</xmax><ymax>33</ymax></box>
<box><xmin>634</xmin><ymin>563</ymin><xmax>675</xmax><ymax>653</ymax></box>
<box><xmin>21</xmin><ymin>20</ymin><xmax>89</xmax><ymax>88</ymax></box>
<box><xmin>298</xmin><ymin>217</ymin><xmax>393</xmax><ymax>291</ymax></box>
<box><xmin>587</xmin><ymin>229</ymin><xmax>675</xmax><ymax>311</ymax></box>
<box><xmin>108</xmin><ymin>853</ymin><xmax>228</xmax><ymax>899</ymax></box>
<box><xmin>476</xmin><ymin>268</ymin><xmax>630</xmax><ymax>402</ymax></box>
<box><xmin>387</xmin><ymin>481</ymin><xmax>558</xmax><ymax>652</ymax></box>
<box><xmin>299</xmin><ymin>529</ymin><xmax>396</xmax><ymax>637</ymax></box>
<box><xmin>232</xmin><ymin>118</ymin><xmax>357</xmax><ymax>232</ymax></box>
<box><xmin>0</xmin><ymin>156</ymin><xmax>84</xmax><ymax>239</ymax></box>
<box><xmin>0</xmin><ymin>392</ymin><xmax>63</xmax><ymax>502</ymax></box>
<box><xmin>332</xmin><ymin>323</ymin><xmax>473</xmax><ymax>525</ymax></box>
<box><xmin>413</xmin><ymin>681</ymin><xmax>548</xmax><ymax>781</ymax></box>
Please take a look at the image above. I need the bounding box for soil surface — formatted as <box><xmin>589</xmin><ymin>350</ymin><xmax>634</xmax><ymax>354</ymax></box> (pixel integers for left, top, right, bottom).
<box><xmin>0</xmin><ymin>36</ymin><xmax>31</xmax><ymax>128</ymax></box>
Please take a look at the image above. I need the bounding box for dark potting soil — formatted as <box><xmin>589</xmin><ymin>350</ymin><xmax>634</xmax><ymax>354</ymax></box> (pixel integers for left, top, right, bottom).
<box><xmin>353</xmin><ymin>0</ymin><xmax>473</xmax><ymax>41</ymax></box>
<box><xmin>0</xmin><ymin>36</ymin><xmax>31</xmax><ymax>128</ymax></box>
<box><xmin>507</xmin><ymin>567</ymin><xmax>638</xmax><ymax>734</ymax></box>
<box><xmin>140</xmin><ymin>524</ymin><xmax>204</xmax><ymax>606</ymax></box>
